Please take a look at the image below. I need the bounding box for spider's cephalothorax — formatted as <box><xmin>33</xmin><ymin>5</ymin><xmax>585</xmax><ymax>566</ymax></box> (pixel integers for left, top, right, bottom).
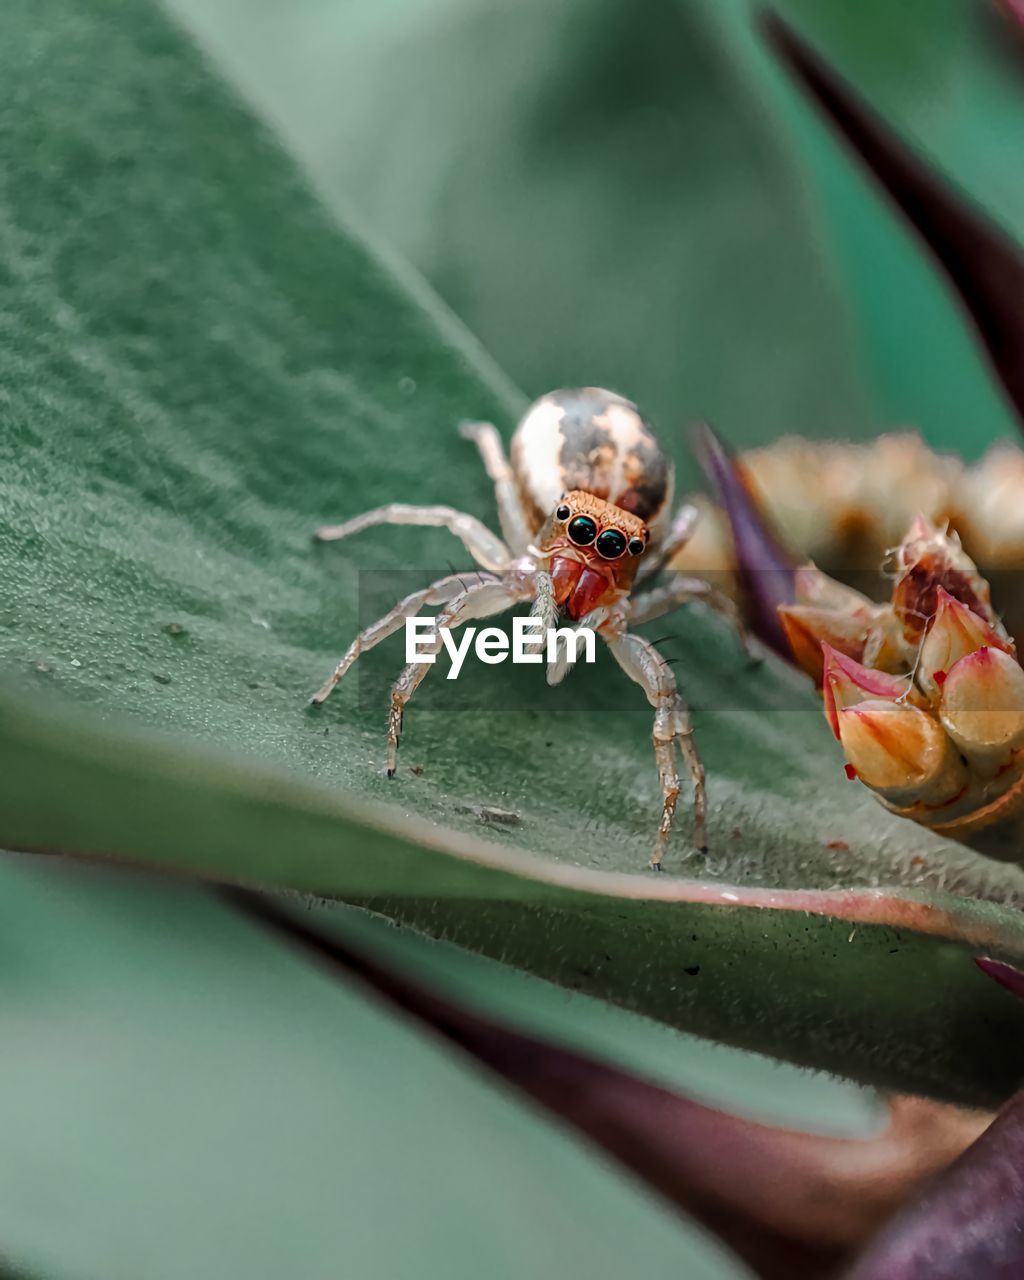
<box><xmin>310</xmin><ymin>387</ymin><xmax>745</xmax><ymax>869</ymax></box>
<box><xmin>536</xmin><ymin>488</ymin><xmax>648</xmax><ymax>621</ymax></box>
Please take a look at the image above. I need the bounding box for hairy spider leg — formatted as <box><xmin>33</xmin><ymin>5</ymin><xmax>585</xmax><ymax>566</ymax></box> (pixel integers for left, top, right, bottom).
<box><xmin>309</xmin><ymin>571</ymin><xmax>500</xmax><ymax>707</ymax></box>
<box><xmin>386</xmin><ymin>578</ymin><xmax>532</xmax><ymax>775</ymax></box>
<box><xmin>602</xmin><ymin>626</ymin><xmax>707</xmax><ymax>868</ymax></box>
<box><xmin>460</xmin><ymin>421</ymin><xmax>535</xmax><ymax>556</ymax></box>
<box><xmin>314</xmin><ymin>503</ymin><xmax>511</xmax><ymax>573</ymax></box>
<box><xmin>636</xmin><ymin>502</ymin><xmax>700</xmax><ymax>585</ymax></box>
<box><xmin>628</xmin><ymin>572</ymin><xmax>752</xmax><ymax>658</ymax></box>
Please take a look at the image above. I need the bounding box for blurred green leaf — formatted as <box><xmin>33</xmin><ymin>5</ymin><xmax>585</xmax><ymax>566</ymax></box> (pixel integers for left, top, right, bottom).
<box><xmin>5</xmin><ymin>0</ymin><xmax>1024</xmax><ymax>1109</ymax></box>
<box><xmin>164</xmin><ymin>0</ymin><xmax>1024</xmax><ymax>454</ymax></box>
<box><xmin>757</xmin><ymin>9</ymin><xmax>1024</xmax><ymax>433</ymax></box>
<box><xmin>229</xmin><ymin>887</ymin><xmax>966</xmax><ymax>1280</ymax></box>
<box><xmin>0</xmin><ymin>853</ymin><xmax>744</xmax><ymax>1280</ymax></box>
<box><xmin>764</xmin><ymin>0</ymin><xmax>1024</xmax><ymax>235</ymax></box>
<box><xmin>165</xmin><ymin>0</ymin><xmax>873</xmax><ymax>463</ymax></box>
<box><xmin>709</xmin><ymin>0</ymin><xmax>1024</xmax><ymax>453</ymax></box>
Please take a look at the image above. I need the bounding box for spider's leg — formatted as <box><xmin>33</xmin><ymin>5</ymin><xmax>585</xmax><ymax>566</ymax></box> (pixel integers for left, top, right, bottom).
<box><xmin>628</xmin><ymin>572</ymin><xmax>752</xmax><ymax>657</ymax></box>
<box><xmin>314</xmin><ymin>503</ymin><xmax>511</xmax><ymax>572</ymax></box>
<box><xmin>387</xmin><ymin>578</ymin><xmax>529</xmax><ymax>775</ymax></box>
<box><xmin>309</xmin><ymin>572</ymin><xmax>496</xmax><ymax>707</ymax></box>
<box><xmin>636</xmin><ymin>502</ymin><xmax>700</xmax><ymax>584</ymax></box>
<box><xmin>459</xmin><ymin>421</ymin><xmax>534</xmax><ymax>556</ymax></box>
<box><xmin>602</xmin><ymin>627</ymin><xmax>706</xmax><ymax>869</ymax></box>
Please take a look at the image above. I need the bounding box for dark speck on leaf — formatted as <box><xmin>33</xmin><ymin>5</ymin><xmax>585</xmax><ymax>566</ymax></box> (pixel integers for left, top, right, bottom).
<box><xmin>409</xmin><ymin>765</ymin><xmax>424</xmax><ymax>776</ymax></box>
<box><xmin>456</xmin><ymin>802</ymin><xmax>521</xmax><ymax>827</ymax></box>
<box><xmin>684</xmin><ymin>965</ymin><xmax>701</xmax><ymax>977</ymax></box>
<box><xmin>152</xmin><ymin>672</ymin><xmax>172</xmax><ymax>685</ymax></box>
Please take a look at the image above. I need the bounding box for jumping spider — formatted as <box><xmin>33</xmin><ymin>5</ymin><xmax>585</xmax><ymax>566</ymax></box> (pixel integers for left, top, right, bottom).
<box><xmin>310</xmin><ymin>387</ymin><xmax>745</xmax><ymax>869</ymax></box>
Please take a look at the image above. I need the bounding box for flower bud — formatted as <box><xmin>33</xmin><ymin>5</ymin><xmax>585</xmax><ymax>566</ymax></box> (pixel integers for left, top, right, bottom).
<box><xmin>939</xmin><ymin>646</ymin><xmax>1024</xmax><ymax>772</ymax></box>
<box><xmin>778</xmin><ymin>606</ymin><xmax>867</xmax><ymax>683</ymax></box>
<box><xmin>890</xmin><ymin>517</ymin><xmax>999</xmax><ymax>647</ymax></box>
<box><xmin>821</xmin><ymin>644</ymin><xmax>912</xmax><ymax>739</ymax></box>
<box><xmin>836</xmin><ymin>700</ymin><xmax>966</xmax><ymax>806</ymax></box>
<box><xmin>918</xmin><ymin>588</ymin><xmax>1013</xmax><ymax>700</ymax></box>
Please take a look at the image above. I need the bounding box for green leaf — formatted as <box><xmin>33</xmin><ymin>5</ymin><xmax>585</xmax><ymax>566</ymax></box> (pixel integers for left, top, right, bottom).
<box><xmin>709</xmin><ymin>0</ymin><xmax>1024</xmax><ymax>452</ymax></box>
<box><xmin>764</xmin><ymin>0</ymin><xmax>1024</xmax><ymax>238</ymax></box>
<box><xmin>7</xmin><ymin>692</ymin><xmax>1024</xmax><ymax>1107</ymax></box>
<box><xmin>165</xmin><ymin>0</ymin><xmax>874</xmax><ymax>463</ymax></box>
<box><xmin>223</xmin><ymin>887</ymin><xmax>940</xmax><ymax>1280</ymax></box>
<box><xmin>0</xmin><ymin>853</ymin><xmax>744</xmax><ymax>1280</ymax></box>
<box><xmin>5</xmin><ymin>0</ymin><xmax>1024</xmax><ymax>1111</ymax></box>
<box><xmin>757</xmin><ymin>9</ymin><xmax>1024</xmax><ymax>434</ymax></box>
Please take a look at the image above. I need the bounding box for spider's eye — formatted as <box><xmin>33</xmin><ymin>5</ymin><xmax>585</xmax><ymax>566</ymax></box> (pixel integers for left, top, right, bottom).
<box><xmin>555</xmin><ymin>503</ymin><xmax>571</xmax><ymax>522</ymax></box>
<box><xmin>627</xmin><ymin>536</ymin><xmax>646</xmax><ymax>557</ymax></box>
<box><xmin>595</xmin><ymin>528</ymin><xmax>627</xmax><ymax>559</ymax></box>
<box><xmin>567</xmin><ymin>515</ymin><xmax>597</xmax><ymax>546</ymax></box>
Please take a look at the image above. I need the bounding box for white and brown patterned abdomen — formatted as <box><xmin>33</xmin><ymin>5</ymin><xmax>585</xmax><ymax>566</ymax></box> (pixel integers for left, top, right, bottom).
<box><xmin>510</xmin><ymin>388</ymin><xmax>674</xmax><ymax>542</ymax></box>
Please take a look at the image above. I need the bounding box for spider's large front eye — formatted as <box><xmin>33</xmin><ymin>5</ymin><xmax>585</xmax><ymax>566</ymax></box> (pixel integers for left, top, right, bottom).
<box><xmin>567</xmin><ymin>515</ymin><xmax>597</xmax><ymax>546</ymax></box>
<box><xmin>555</xmin><ymin>503</ymin><xmax>571</xmax><ymax>522</ymax></box>
<box><xmin>595</xmin><ymin>528</ymin><xmax>627</xmax><ymax>559</ymax></box>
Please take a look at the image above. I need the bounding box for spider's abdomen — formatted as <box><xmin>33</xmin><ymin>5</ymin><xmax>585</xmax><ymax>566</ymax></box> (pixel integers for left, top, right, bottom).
<box><xmin>510</xmin><ymin>388</ymin><xmax>674</xmax><ymax>542</ymax></box>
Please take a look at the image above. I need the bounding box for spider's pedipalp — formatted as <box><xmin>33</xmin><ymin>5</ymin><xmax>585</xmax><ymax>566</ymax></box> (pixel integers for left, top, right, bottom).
<box><xmin>524</xmin><ymin>567</ymin><xmax>564</xmax><ymax>679</ymax></box>
<box><xmin>314</xmin><ymin>502</ymin><xmax>511</xmax><ymax>572</ymax></box>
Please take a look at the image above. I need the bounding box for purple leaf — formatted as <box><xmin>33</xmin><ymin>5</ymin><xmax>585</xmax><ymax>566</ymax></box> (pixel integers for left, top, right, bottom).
<box><xmin>997</xmin><ymin>0</ymin><xmax>1024</xmax><ymax>32</ymax></box>
<box><xmin>760</xmin><ymin>10</ymin><xmax>1024</xmax><ymax>434</ymax></box>
<box><xmin>220</xmin><ymin>887</ymin><xmax>986</xmax><ymax>1280</ymax></box>
<box><xmin>845</xmin><ymin>1091</ymin><xmax>1024</xmax><ymax>1279</ymax></box>
<box><xmin>976</xmin><ymin>955</ymin><xmax>1024</xmax><ymax>1000</ymax></box>
<box><xmin>693</xmin><ymin>423</ymin><xmax>797</xmax><ymax>659</ymax></box>
<box><xmin>845</xmin><ymin>959</ymin><xmax>1024</xmax><ymax>1277</ymax></box>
